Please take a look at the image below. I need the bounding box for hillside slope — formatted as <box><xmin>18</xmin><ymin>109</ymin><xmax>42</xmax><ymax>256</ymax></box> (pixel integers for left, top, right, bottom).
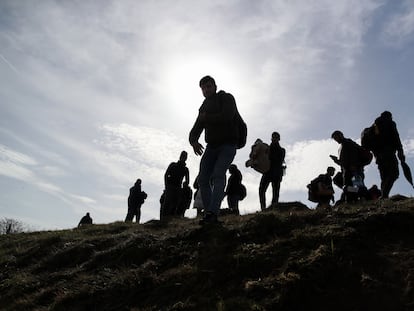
<box><xmin>1</xmin><ymin>198</ymin><xmax>414</xmax><ymax>311</ymax></box>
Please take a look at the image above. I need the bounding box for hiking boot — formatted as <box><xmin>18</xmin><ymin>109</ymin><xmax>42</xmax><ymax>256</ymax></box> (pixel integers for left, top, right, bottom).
<box><xmin>199</xmin><ymin>212</ymin><xmax>219</xmax><ymax>225</ymax></box>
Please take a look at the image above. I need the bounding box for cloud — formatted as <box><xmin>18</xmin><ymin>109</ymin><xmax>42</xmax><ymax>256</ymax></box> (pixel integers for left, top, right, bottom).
<box><xmin>0</xmin><ymin>143</ymin><xmax>97</xmax><ymax>211</ymax></box>
<box><xmin>404</xmin><ymin>139</ymin><xmax>414</xmax><ymax>156</ymax></box>
<box><xmin>381</xmin><ymin>1</ymin><xmax>414</xmax><ymax>47</ymax></box>
<box><xmin>0</xmin><ymin>161</ymin><xmax>35</xmax><ymax>181</ymax></box>
<box><xmin>0</xmin><ymin>143</ymin><xmax>37</xmax><ymax>165</ymax></box>
<box><xmin>94</xmin><ymin>123</ymin><xmax>192</xmax><ymax>184</ymax></box>
<box><xmin>283</xmin><ymin>139</ymin><xmax>339</xmax><ymax>192</ymax></box>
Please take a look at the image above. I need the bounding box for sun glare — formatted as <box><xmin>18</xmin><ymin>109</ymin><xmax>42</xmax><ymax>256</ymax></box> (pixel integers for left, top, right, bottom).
<box><xmin>163</xmin><ymin>56</ymin><xmax>243</xmax><ymax>119</ymax></box>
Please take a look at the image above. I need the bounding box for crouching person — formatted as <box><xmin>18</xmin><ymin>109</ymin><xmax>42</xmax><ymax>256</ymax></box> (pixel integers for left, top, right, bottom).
<box><xmin>307</xmin><ymin>166</ymin><xmax>335</xmax><ymax>210</ymax></box>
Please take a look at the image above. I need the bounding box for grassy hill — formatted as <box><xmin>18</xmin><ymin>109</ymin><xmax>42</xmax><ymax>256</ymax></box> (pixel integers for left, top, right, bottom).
<box><xmin>1</xmin><ymin>198</ymin><xmax>414</xmax><ymax>311</ymax></box>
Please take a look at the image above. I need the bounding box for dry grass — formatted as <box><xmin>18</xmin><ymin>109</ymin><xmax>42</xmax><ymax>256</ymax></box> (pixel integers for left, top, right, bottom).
<box><xmin>1</xmin><ymin>197</ymin><xmax>414</xmax><ymax>310</ymax></box>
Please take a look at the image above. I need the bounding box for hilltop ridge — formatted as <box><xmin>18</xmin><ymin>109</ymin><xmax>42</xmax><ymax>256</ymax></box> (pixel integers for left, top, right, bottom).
<box><xmin>1</xmin><ymin>198</ymin><xmax>414</xmax><ymax>310</ymax></box>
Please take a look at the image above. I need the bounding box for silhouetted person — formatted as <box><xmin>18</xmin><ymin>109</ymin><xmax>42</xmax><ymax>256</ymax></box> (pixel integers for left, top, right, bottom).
<box><xmin>125</xmin><ymin>179</ymin><xmax>147</xmax><ymax>223</ymax></box>
<box><xmin>259</xmin><ymin>132</ymin><xmax>286</xmax><ymax>210</ymax></box>
<box><xmin>160</xmin><ymin>151</ymin><xmax>190</xmax><ymax>220</ymax></box>
<box><xmin>330</xmin><ymin>130</ymin><xmax>365</xmax><ymax>203</ymax></box>
<box><xmin>193</xmin><ymin>176</ymin><xmax>204</xmax><ymax>217</ymax></box>
<box><xmin>78</xmin><ymin>212</ymin><xmax>92</xmax><ymax>227</ymax></box>
<box><xmin>176</xmin><ymin>181</ymin><xmax>193</xmax><ymax>217</ymax></box>
<box><xmin>372</xmin><ymin>111</ymin><xmax>405</xmax><ymax>198</ymax></box>
<box><xmin>189</xmin><ymin>75</ymin><xmax>240</xmax><ymax>225</ymax></box>
<box><xmin>225</xmin><ymin>164</ymin><xmax>243</xmax><ymax>215</ymax></box>
<box><xmin>308</xmin><ymin>167</ymin><xmax>335</xmax><ymax>210</ymax></box>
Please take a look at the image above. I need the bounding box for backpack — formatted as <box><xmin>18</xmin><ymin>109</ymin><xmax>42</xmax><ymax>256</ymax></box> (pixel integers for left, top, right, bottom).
<box><xmin>236</xmin><ymin>110</ymin><xmax>247</xmax><ymax>149</ymax></box>
<box><xmin>351</xmin><ymin>139</ymin><xmax>373</xmax><ymax>167</ymax></box>
<box><xmin>357</xmin><ymin>146</ymin><xmax>373</xmax><ymax>166</ymax></box>
<box><xmin>239</xmin><ymin>184</ymin><xmax>247</xmax><ymax>200</ymax></box>
<box><xmin>361</xmin><ymin>125</ymin><xmax>379</xmax><ymax>152</ymax></box>
<box><xmin>307</xmin><ymin>175</ymin><xmax>334</xmax><ymax>203</ymax></box>
<box><xmin>139</xmin><ymin>191</ymin><xmax>147</xmax><ymax>204</ymax></box>
<box><xmin>218</xmin><ymin>91</ymin><xmax>247</xmax><ymax>149</ymax></box>
<box><xmin>307</xmin><ymin>175</ymin><xmax>323</xmax><ymax>193</ymax></box>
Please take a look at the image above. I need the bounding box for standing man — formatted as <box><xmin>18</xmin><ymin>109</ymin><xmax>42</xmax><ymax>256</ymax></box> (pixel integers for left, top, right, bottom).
<box><xmin>161</xmin><ymin>151</ymin><xmax>190</xmax><ymax>219</ymax></box>
<box><xmin>225</xmin><ymin>164</ymin><xmax>243</xmax><ymax>215</ymax></box>
<box><xmin>125</xmin><ymin>179</ymin><xmax>147</xmax><ymax>223</ymax></box>
<box><xmin>189</xmin><ymin>75</ymin><xmax>239</xmax><ymax>224</ymax></box>
<box><xmin>372</xmin><ymin>111</ymin><xmax>405</xmax><ymax>198</ymax></box>
<box><xmin>330</xmin><ymin>130</ymin><xmax>364</xmax><ymax>203</ymax></box>
<box><xmin>259</xmin><ymin>132</ymin><xmax>286</xmax><ymax>210</ymax></box>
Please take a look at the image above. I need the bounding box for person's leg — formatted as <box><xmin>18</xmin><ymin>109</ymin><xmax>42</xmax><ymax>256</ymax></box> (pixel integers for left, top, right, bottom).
<box><xmin>199</xmin><ymin>145</ymin><xmax>218</xmax><ymax>214</ymax></box>
<box><xmin>208</xmin><ymin>144</ymin><xmax>236</xmax><ymax>215</ymax></box>
<box><xmin>377</xmin><ymin>153</ymin><xmax>398</xmax><ymax>198</ymax></box>
<box><xmin>343</xmin><ymin>170</ymin><xmax>354</xmax><ymax>203</ymax></box>
<box><xmin>259</xmin><ymin>174</ymin><xmax>270</xmax><ymax>210</ymax></box>
<box><xmin>271</xmin><ymin>177</ymin><xmax>282</xmax><ymax>205</ymax></box>
<box><xmin>161</xmin><ymin>187</ymin><xmax>178</xmax><ymax>218</ymax></box>
<box><xmin>170</xmin><ymin>188</ymin><xmax>180</xmax><ymax>216</ymax></box>
<box><xmin>228</xmin><ymin>194</ymin><xmax>239</xmax><ymax>214</ymax></box>
<box><xmin>233</xmin><ymin>195</ymin><xmax>240</xmax><ymax>215</ymax></box>
<box><xmin>227</xmin><ymin>195</ymin><xmax>232</xmax><ymax>210</ymax></box>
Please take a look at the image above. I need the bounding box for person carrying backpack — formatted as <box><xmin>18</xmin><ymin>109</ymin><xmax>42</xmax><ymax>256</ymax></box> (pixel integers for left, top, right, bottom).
<box><xmin>160</xmin><ymin>151</ymin><xmax>190</xmax><ymax>220</ymax></box>
<box><xmin>189</xmin><ymin>75</ymin><xmax>244</xmax><ymax>225</ymax></box>
<box><xmin>225</xmin><ymin>164</ymin><xmax>243</xmax><ymax>215</ymax></box>
<box><xmin>307</xmin><ymin>167</ymin><xmax>335</xmax><ymax>210</ymax></box>
<box><xmin>125</xmin><ymin>179</ymin><xmax>147</xmax><ymax>223</ymax></box>
<box><xmin>330</xmin><ymin>130</ymin><xmax>367</xmax><ymax>203</ymax></box>
<box><xmin>259</xmin><ymin>132</ymin><xmax>286</xmax><ymax>210</ymax></box>
<box><xmin>371</xmin><ymin>111</ymin><xmax>406</xmax><ymax>198</ymax></box>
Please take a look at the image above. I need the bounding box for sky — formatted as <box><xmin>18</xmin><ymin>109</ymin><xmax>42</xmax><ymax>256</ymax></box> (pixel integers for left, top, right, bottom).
<box><xmin>1</xmin><ymin>0</ymin><xmax>414</xmax><ymax>231</ymax></box>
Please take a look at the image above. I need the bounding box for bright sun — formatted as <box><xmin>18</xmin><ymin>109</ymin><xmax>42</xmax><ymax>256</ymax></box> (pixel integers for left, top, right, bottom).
<box><xmin>163</xmin><ymin>56</ymin><xmax>244</xmax><ymax>118</ymax></box>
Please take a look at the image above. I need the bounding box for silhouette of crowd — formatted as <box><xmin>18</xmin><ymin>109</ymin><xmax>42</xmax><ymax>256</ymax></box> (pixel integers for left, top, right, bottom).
<box><xmin>77</xmin><ymin>76</ymin><xmax>410</xmax><ymax>227</ymax></box>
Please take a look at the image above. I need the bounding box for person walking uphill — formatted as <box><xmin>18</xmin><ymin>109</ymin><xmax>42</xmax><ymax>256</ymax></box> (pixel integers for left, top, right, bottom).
<box><xmin>372</xmin><ymin>111</ymin><xmax>406</xmax><ymax>198</ymax></box>
<box><xmin>125</xmin><ymin>179</ymin><xmax>147</xmax><ymax>223</ymax></box>
<box><xmin>189</xmin><ymin>75</ymin><xmax>241</xmax><ymax>225</ymax></box>
<box><xmin>259</xmin><ymin>132</ymin><xmax>286</xmax><ymax>210</ymax></box>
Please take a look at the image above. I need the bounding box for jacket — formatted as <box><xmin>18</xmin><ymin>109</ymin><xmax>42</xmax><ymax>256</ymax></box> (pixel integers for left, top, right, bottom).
<box><xmin>268</xmin><ymin>142</ymin><xmax>286</xmax><ymax>176</ymax></box>
<box><xmin>189</xmin><ymin>90</ymin><xmax>239</xmax><ymax>147</ymax></box>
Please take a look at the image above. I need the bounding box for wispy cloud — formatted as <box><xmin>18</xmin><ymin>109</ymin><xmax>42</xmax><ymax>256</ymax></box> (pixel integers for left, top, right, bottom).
<box><xmin>0</xmin><ymin>143</ymin><xmax>37</xmax><ymax>165</ymax></box>
<box><xmin>0</xmin><ymin>143</ymin><xmax>96</xmax><ymax>210</ymax></box>
<box><xmin>0</xmin><ymin>161</ymin><xmax>35</xmax><ymax>181</ymax></box>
